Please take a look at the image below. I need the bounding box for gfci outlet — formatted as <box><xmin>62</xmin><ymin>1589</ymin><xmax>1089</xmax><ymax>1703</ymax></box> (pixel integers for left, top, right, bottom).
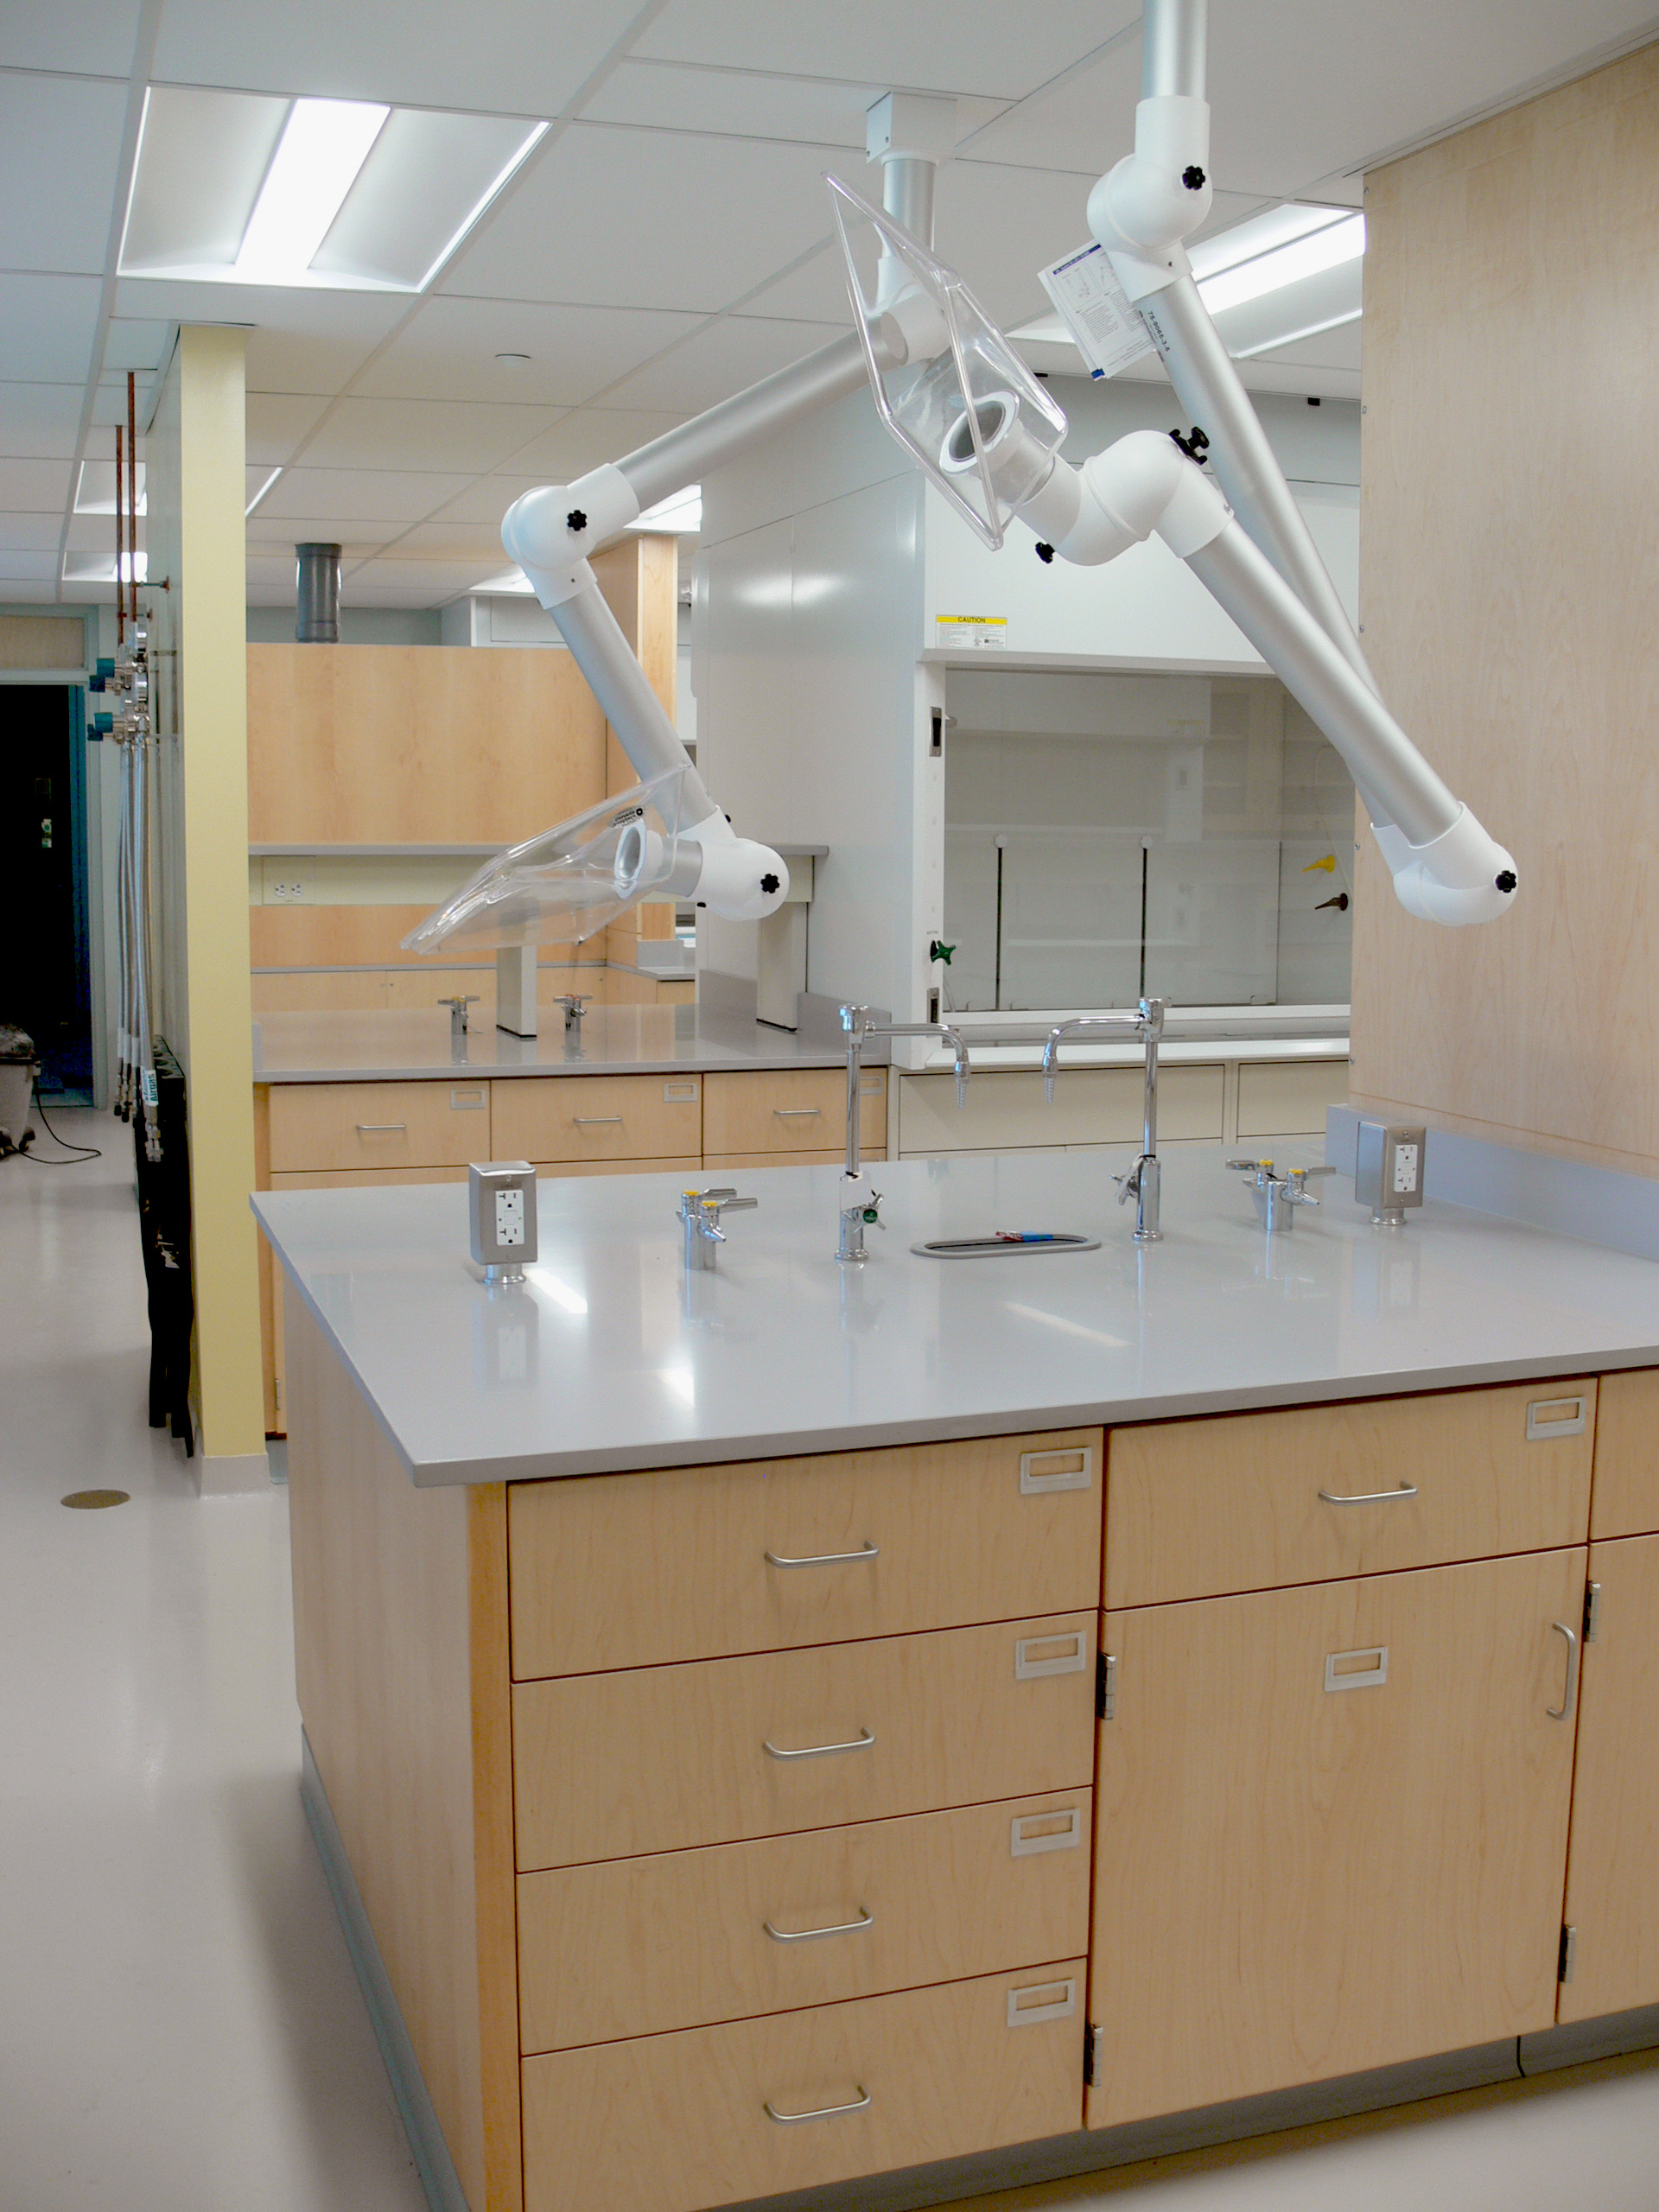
<box><xmin>468</xmin><ymin>1160</ymin><xmax>537</xmax><ymax>1275</ymax></box>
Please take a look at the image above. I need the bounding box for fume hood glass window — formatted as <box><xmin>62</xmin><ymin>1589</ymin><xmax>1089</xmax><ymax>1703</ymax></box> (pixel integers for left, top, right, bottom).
<box><xmin>940</xmin><ymin>669</ymin><xmax>1354</xmax><ymax>1012</ymax></box>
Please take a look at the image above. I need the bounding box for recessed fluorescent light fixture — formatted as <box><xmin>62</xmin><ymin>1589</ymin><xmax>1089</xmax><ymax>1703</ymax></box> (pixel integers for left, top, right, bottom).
<box><xmin>233</xmin><ymin>99</ymin><xmax>389</xmax><ymax>283</ymax></box>
<box><xmin>75</xmin><ymin>460</ymin><xmax>147</xmax><ymax>515</ymax></box>
<box><xmin>245</xmin><ymin>467</ymin><xmax>283</xmax><ymax>516</ymax></box>
<box><xmin>120</xmin><ymin>85</ymin><xmax>547</xmax><ymax>293</ymax></box>
<box><xmin>1197</xmin><ymin>212</ymin><xmax>1364</xmax><ymax>317</ymax></box>
<box><xmin>64</xmin><ymin>550</ymin><xmax>148</xmax><ymax>586</ymax></box>
<box><xmin>630</xmin><ymin>486</ymin><xmax>702</xmax><ymax>535</ymax></box>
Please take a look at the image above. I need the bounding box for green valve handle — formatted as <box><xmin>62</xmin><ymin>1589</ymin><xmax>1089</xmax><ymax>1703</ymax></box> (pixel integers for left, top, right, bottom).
<box><xmin>96</xmin><ymin>657</ymin><xmax>115</xmax><ymax>678</ymax></box>
<box><xmin>92</xmin><ymin>711</ymin><xmax>114</xmax><ymax>734</ymax></box>
<box><xmin>928</xmin><ymin>938</ymin><xmax>956</xmax><ymax>965</ymax></box>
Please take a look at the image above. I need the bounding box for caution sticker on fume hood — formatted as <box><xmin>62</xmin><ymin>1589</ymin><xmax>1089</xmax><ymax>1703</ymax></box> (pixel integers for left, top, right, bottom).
<box><xmin>936</xmin><ymin>615</ymin><xmax>1007</xmax><ymax>649</ymax></box>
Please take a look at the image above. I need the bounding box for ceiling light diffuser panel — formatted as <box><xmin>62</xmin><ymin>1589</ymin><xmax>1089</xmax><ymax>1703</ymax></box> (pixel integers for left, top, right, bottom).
<box><xmin>119</xmin><ymin>85</ymin><xmax>544</xmax><ymax>291</ymax></box>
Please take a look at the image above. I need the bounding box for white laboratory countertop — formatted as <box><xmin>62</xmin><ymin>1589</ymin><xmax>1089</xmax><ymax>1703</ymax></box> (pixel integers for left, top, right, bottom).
<box><xmin>918</xmin><ymin>1035</ymin><xmax>1350</xmax><ymax>1071</ymax></box>
<box><xmin>250</xmin><ymin>1003</ymin><xmax>879</xmax><ymax>1084</ymax></box>
<box><xmin>253</xmin><ymin>1146</ymin><xmax>1659</xmax><ymax>1488</ymax></box>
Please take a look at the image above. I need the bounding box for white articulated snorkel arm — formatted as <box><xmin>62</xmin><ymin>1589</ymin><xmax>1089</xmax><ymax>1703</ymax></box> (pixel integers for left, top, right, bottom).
<box><xmin>1007</xmin><ymin>433</ymin><xmax>1517</xmax><ymax>926</ymax></box>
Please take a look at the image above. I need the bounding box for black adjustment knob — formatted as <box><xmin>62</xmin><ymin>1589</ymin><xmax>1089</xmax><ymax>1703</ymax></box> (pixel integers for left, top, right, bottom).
<box><xmin>1495</xmin><ymin>869</ymin><xmax>1517</xmax><ymax>893</ymax></box>
<box><xmin>1182</xmin><ymin>164</ymin><xmax>1206</xmax><ymax>189</ymax></box>
<box><xmin>566</xmin><ymin>508</ymin><xmax>588</xmax><ymax>531</ymax></box>
<box><xmin>760</xmin><ymin>872</ymin><xmax>780</xmax><ymax>896</ymax></box>
<box><xmin>1034</xmin><ymin>542</ymin><xmax>1056</xmax><ymax>563</ymax></box>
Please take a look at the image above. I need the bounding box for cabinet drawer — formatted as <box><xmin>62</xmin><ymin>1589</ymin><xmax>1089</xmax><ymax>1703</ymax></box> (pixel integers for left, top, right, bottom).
<box><xmin>512</xmin><ymin>1614</ymin><xmax>1096</xmax><ymax>1868</ymax></box>
<box><xmin>491</xmin><ymin>1074</ymin><xmax>701</xmax><ymax>1163</ymax></box>
<box><xmin>1107</xmin><ymin>1382</ymin><xmax>1595</xmax><ymax>1607</ymax></box>
<box><xmin>1587</xmin><ymin>1368</ymin><xmax>1659</xmax><ymax>1539</ymax></box>
<box><xmin>702</xmin><ymin>1067</ymin><xmax>884</xmax><ymax>1156</ymax></box>
<box><xmin>518</xmin><ymin>1791</ymin><xmax>1092</xmax><ymax>2051</ymax></box>
<box><xmin>521</xmin><ymin>1961</ymin><xmax>1087</xmax><ymax>2212</ymax></box>
<box><xmin>702</xmin><ymin>1147</ymin><xmax>886</xmax><ymax>1170</ymax></box>
<box><xmin>267</xmin><ymin>1079</ymin><xmax>489</xmax><ymax>1173</ymax></box>
<box><xmin>507</xmin><ymin>1428</ymin><xmax>1103</xmax><ymax>1677</ymax></box>
<box><xmin>899</xmin><ymin>1064</ymin><xmax>1223</xmax><ymax>1154</ymax></box>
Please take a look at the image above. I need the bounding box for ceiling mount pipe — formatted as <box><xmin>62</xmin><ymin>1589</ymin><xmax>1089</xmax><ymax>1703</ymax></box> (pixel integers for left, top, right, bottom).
<box><xmin>867</xmin><ymin>91</ymin><xmax>957</xmax><ymax>252</ymax></box>
<box><xmin>296</xmin><ymin>543</ymin><xmax>341</xmax><ymax>644</ymax></box>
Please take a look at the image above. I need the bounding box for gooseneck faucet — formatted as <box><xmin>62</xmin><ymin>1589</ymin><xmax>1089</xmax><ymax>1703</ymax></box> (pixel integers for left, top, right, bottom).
<box><xmin>837</xmin><ymin>1004</ymin><xmax>971</xmax><ymax>1261</ymax></box>
<box><xmin>1042</xmin><ymin>999</ymin><xmax>1167</xmax><ymax>1243</ymax></box>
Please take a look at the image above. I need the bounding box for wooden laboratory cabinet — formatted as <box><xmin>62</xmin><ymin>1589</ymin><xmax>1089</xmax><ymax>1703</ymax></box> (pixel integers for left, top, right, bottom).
<box><xmin>1556</xmin><ymin>1369</ymin><xmax>1659</xmax><ymax>2022</ymax></box>
<box><xmin>1089</xmin><ymin>1378</ymin><xmax>1598</xmax><ymax>2129</ymax></box>
<box><xmin>283</xmin><ymin>1309</ymin><xmax>1659</xmax><ymax>2212</ymax></box>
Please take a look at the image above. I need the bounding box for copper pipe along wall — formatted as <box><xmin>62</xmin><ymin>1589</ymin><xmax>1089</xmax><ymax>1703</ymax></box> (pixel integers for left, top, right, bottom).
<box><xmin>115</xmin><ymin>424</ymin><xmax>125</xmax><ymax>645</ymax></box>
<box><xmin>127</xmin><ymin>372</ymin><xmax>138</xmax><ymax>628</ymax></box>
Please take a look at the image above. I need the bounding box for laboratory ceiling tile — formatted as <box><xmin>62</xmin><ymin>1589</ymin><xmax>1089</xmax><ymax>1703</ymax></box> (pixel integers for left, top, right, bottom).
<box><xmin>424</xmin><ymin>472</ymin><xmax>561</xmax><ymax>525</ymax></box>
<box><xmin>255</xmin><ymin>466</ymin><xmax>475</xmax><ymax>524</ymax></box>
<box><xmin>0</xmin><ymin>565</ymin><xmax>58</xmax><ymax>591</ymax></box>
<box><xmin>0</xmin><ymin>458</ymin><xmax>73</xmax><ymax>513</ymax></box>
<box><xmin>0</xmin><ymin>0</ymin><xmax>143</xmax><ymax>77</ymax></box>
<box><xmin>0</xmin><ymin>383</ymin><xmax>87</xmax><ymax>461</ymax></box>
<box><xmin>602</xmin><ymin>314</ymin><xmax>848</xmax><ymax>414</ymax></box>
<box><xmin>503</xmin><ymin>406</ymin><xmax>688</xmax><ymax>479</ymax></box>
<box><xmin>636</xmin><ymin>0</ymin><xmax>1141</xmax><ymax>105</ymax></box>
<box><xmin>245</xmin><ymin>392</ymin><xmax>334</xmax><ymax>467</ymax></box>
<box><xmin>353</xmin><ymin>296</ymin><xmax>703</xmax><ymax>406</ymax></box>
<box><xmin>102</xmin><ymin>319</ymin><xmax>175</xmax><ymax>373</ymax></box>
<box><xmin>341</xmin><ymin>556</ymin><xmax>502</xmax><ymax>594</ymax></box>
<box><xmin>739</xmin><ymin>239</ymin><xmax>858</xmax><ymax>327</ymax></box>
<box><xmin>0</xmin><ymin>513</ymin><xmax>65</xmax><ymax>553</ymax></box>
<box><xmin>109</xmin><ymin>278</ymin><xmax>411</xmax><ymax>393</ymax></box>
<box><xmin>584</xmin><ymin>59</ymin><xmax>1007</xmax><ymax>149</ymax></box>
<box><xmin>440</xmin><ymin>124</ymin><xmax>844</xmax><ymax>314</ymax></box>
<box><xmin>934</xmin><ymin>160</ymin><xmax>1112</xmax><ymax>330</ymax></box>
<box><xmin>953</xmin><ymin>38</ymin><xmax>1144</xmax><ymax>178</ymax></box>
<box><xmin>1252</xmin><ymin>320</ymin><xmax>1366</xmax><ymax>376</ymax></box>
<box><xmin>371</xmin><ymin>520</ymin><xmax>520</xmax><ymax>562</ymax></box>
<box><xmin>290</xmin><ymin>396</ymin><xmax>562</xmax><ymax>475</ymax></box>
<box><xmin>0</xmin><ymin>75</ymin><xmax>129</xmax><ymax>276</ymax></box>
<box><xmin>0</xmin><ymin>275</ymin><xmax>103</xmax><ymax>386</ymax></box>
<box><xmin>149</xmin><ymin>0</ymin><xmax>641</xmax><ymax>119</ymax></box>
<box><xmin>1206</xmin><ymin>0</ymin><xmax>1659</xmax><ymax>195</ymax></box>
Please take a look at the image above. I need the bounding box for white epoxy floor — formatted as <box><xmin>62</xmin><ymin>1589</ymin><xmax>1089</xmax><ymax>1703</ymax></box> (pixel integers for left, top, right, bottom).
<box><xmin>5</xmin><ymin>1110</ymin><xmax>1659</xmax><ymax>2212</ymax></box>
<box><xmin>0</xmin><ymin>1112</ymin><xmax>425</xmax><ymax>2212</ymax></box>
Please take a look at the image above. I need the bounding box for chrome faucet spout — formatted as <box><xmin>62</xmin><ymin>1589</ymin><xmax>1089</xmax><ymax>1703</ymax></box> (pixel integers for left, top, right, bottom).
<box><xmin>1042</xmin><ymin>1000</ymin><xmax>1167</xmax><ymax>1241</ymax></box>
<box><xmin>836</xmin><ymin>1006</ymin><xmax>974</xmax><ymax>1255</ymax></box>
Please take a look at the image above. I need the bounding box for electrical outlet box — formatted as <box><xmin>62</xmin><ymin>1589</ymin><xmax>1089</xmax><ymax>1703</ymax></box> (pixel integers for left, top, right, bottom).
<box><xmin>468</xmin><ymin>1160</ymin><xmax>537</xmax><ymax>1275</ymax></box>
<box><xmin>1355</xmin><ymin>1120</ymin><xmax>1427</xmax><ymax>1227</ymax></box>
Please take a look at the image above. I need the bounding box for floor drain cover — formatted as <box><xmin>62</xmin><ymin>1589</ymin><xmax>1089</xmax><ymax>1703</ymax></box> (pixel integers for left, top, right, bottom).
<box><xmin>61</xmin><ymin>1489</ymin><xmax>130</xmax><ymax>1510</ymax></box>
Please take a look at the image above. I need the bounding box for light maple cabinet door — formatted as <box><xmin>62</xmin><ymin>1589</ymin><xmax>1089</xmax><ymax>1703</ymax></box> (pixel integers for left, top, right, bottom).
<box><xmin>1086</xmin><ymin>1548</ymin><xmax>1585</xmax><ymax>2129</ymax></box>
<box><xmin>1558</xmin><ymin>1533</ymin><xmax>1659</xmax><ymax>2022</ymax></box>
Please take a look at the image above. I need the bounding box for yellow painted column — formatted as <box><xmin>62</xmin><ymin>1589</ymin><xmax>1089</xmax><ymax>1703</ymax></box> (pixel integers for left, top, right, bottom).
<box><xmin>148</xmin><ymin>326</ymin><xmax>266</xmax><ymax>1488</ymax></box>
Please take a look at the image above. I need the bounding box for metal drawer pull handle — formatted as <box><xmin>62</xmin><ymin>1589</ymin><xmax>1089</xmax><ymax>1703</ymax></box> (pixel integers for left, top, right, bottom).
<box><xmin>764</xmin><ymin>1726</ymin><xmax>875</xmax><ymax>1762</ymax></box>
<box><xmin>764</xmin><ymin>1904</ymin><xmax>874</xmax><ymax>1943</ymax></box>
<box><xmin>1528</xmin><ymin>1396</ymin><xmax>1587</xmax><ymax>1441</ymax></box>
<box><xmin>1014</xmin><ymin>1630</ymin><xmax>1089</xmax><ymax>1679</ymax></box>
<box><xmin>765</xmin><ymin>1540</ymin><xmax>880</xmax><ymax>1569</ymax></box>
<box><xmin>1020</xmin><ymin>1446</ymin><xmax>1093</xmax><ymax>1494</ymax></box>
<box><xmin>764</xmin><ymin>2086</ymin><xmax>871</xmax><ymax>2126</ymax></box>
<box><xmin>1007</xmin><ymin>1976</ymin><xmax>1077</xmax><ymax>2027</ymax></box>
<box><xmin>1325</xmin><ymin>1645</ymin><xmax>1389</xmax><ymax>1692</ymax></box>
<box><xmin>354</xmin><ymin>1122</ymin><xmax>407</xmax><ymax>1133</ymax></box>
<box><xmin>1318</xmin><ymin>1483</ymin><xmax>1419</xmax><ymax>1505</ymax></box>
<box><xmin>572</xmin><ymin>1116</ymin><xmax>624</xmax><ymax>1126</ymax></box>
<box><xmin>772</xmin><ymin>1107</ymin><xmax>823</xmax><ymax>1117</ymax></box>
<box><xmin>1548</xmin><ymin>1620</ymin><xmax>1580</xmax><ymax>1720</ymax></box>
<box><xmin>1011</xmin><ymin>1807</ymin><xmax>1082</xmax><ymax>1856</ymax></box>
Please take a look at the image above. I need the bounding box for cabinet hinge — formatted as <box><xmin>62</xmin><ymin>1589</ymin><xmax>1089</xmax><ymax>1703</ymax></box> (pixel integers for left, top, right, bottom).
<box><xmin>1084</xmin><ymin>2021</ymin><xmax>1099</xmax><ymax>2087</ymax></box>
<box><xmin>1584</xmin><ymin>1580</ymin><xmax>1602</xmax><ymax>1643</ymax></box>
<box><xmin>1559</xmin><ymin>1923</ymin><xmax>1578</xmax><ymax>1985</ymax></box>
<box><xmin>1096</xmin><ymin>1651</ymin><xmax>1116</xmax><ymax>1721</ymax></box>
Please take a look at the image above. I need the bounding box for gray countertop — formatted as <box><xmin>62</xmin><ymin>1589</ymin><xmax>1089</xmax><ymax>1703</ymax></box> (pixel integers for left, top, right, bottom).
<box><xmin>250</xmin><ymin>1003</ymin><xmax>880</xmax><ymax>1084</ymax></box>
<box><xmin>253</xmin><ymin>1146</ymin><xmax>1659</xmax><ymax>1488</ymax></box>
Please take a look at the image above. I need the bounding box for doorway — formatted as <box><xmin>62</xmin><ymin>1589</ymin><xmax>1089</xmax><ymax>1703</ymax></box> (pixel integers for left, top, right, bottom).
<box><xmin>0</xmin><ymin>685</ymin><xmax>92</xmax><ymax>1103</ymax></box>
